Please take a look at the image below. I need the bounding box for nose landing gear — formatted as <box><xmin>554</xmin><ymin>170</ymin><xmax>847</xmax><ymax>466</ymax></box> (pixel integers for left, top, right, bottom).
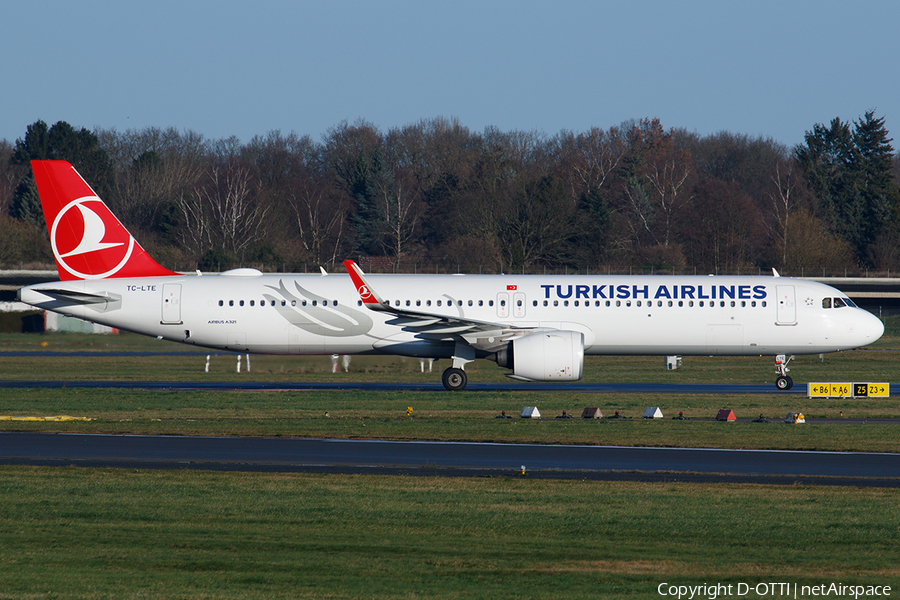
<box><xmin>775</xmin><ymin>354</ymin><xmax>794</xmax><ymax>390</ymax></box>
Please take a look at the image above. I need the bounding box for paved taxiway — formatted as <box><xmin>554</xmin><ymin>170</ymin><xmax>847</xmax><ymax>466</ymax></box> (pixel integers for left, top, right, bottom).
<box><xmin>0</xmin><ymin>380</ymin><xmax>832</xmax><ymax>394</ymax></box>
<box><xmin>2</xmin><ymin>432</ymin><xmax>898</xmax><ymax>487</ymax></box>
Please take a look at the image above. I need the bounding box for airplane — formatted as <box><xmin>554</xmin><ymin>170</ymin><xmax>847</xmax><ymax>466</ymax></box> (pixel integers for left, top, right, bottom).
<box><xmin>17</xmin><ymin>160</ymin><xmax>885</xmax><ymax>391</ymax></box>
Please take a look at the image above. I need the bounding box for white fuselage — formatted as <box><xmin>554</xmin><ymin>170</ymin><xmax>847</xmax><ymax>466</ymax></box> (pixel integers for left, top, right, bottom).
<box><xmin>18</xmin><ymin>271</ymin><xmax>884</xmax><ymax>359</ymax></box>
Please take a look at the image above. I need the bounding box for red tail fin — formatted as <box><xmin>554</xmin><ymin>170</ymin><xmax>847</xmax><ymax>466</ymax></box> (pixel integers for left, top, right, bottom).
<box><xmin>31</xmin><ymin>160</ymin><xmax>178</xmax><ymax>280</ymax></box>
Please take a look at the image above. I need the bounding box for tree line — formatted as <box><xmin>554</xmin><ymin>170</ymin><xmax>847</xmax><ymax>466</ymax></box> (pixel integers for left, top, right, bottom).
<box><xmin>1</xmin><ymin>114</ymin><xmax>899</xmax><ymax>275</ymax></box>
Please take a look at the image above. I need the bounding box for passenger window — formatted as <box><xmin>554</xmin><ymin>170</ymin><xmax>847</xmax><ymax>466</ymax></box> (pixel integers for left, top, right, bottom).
<box><xmin>762</xmin><ymin>301</ymin><xmax>767</xmax><ymax>307</ymax></box>
<box><xmin>291</xmin><ymin>300</ymin><xmax>297</xmax><ymax>306</ymax></box>
<box><xmin>699</xmin><ymin>301</ymin><xmax>704</xmax><ymax>307</ymax></box>
<box><xmin>250</xmin><ymin>300</ymin><xmax>255</xmax><ymax>306</ymax></box>
<box><xmin>564</xmin><ymin>300</ymin><xmax>569</xmax><ymax>307</ymax></box>
<box><xmin>615</xmin><ymin>300</ymin><xmax>621</xmax><ymax>307</ymax></box>
<box><xmin>218</xmin><ymin>300</ymin><xmax>223</xmax><ymax>306</ymax></box>
<box><xmin>489</xmin><ymin>300</ymin><xmax>493</xmax><ymax>307</ymax></box>
<box><xmin>668</xmin><ymin>301</ymin><xmax>673</xmax><ymax>307</ymax></box>
<box><xmin>229</xmin><ymin>300</ymin><xmax>234</xmax><ymax>307</ymax></box>
<box><xmin>282</xmin><ymin>300</ymin><xmax>286</xmax><ymax>306</ymax></box>
<box><xmin>417</xmin><ymin>300</ymin><xmax>421</xmax><ymax>306</ymax></box>
<box><xmin>544</xmin><ymin>300</ymin><xmax>549</xmax><ymax>306</ymax></box>
<box><xmin>689</xmin><ymin>301</ymin><xmax>694</xmax><ymax>307</ymax></box>
<box><xmin>553</xmin><ymin>300</ymin><xmax>559</xmax><ymax>307</ymax></box>
<box><xmin>239</xmin><ymin>300</ymin><xmax>245</xmax><ymax>307</ymax></box>
<box><xmin>626</xmin><ymin>301</ymin><xmax>631</xmax><ymax>307</ymax></box>
<box><xmin>678</xmin><ymin>301</ymin><xmax>683</xmax><ymax>307</ymax></box>
<box><xmin>437</xmin><ymin>300</ymin><xmax>442</xmax><ymax>307</ymax></box>
<box><xmin>751</xmin><ymin>301</ymin><xmax>756</xmax><ymax>307</ymax></box>
<box><xmin>478</xmin><ymin>300</ymin><xmax>483</xmax><ymax>307</ymax></box>
<box><xmin>574</xmin><ymin>300</ymin><xmax>579</xmax><ymax>307</ymax></box>
<box><xmin>636</xmin><ymin>301</ymin><xmax>641</xmax><ymax>307</ymax></box>
<box><xmin>468</xmin><ymin>300</ymin><xmax>473</xmax><ymax>306</ymax></box>
<box><xmin>427</xmin><ymin>300</ymin><xmax>432</xmax><ymax>306</ymax></box>
<box><xmin>532</xmin><ymin>300</ymin><xmax>538</xmax><ymax>307</ymax></box>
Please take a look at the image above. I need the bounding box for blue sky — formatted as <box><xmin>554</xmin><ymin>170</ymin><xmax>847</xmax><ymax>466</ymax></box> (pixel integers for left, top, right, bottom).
<box><xmin>3</xmin><ymin>0</ymin><xmax>899</xmax><ymax>149</ymax></box>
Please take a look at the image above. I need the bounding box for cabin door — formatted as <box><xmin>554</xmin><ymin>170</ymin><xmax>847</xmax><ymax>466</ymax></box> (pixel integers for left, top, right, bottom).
<box><xmin>161</xmin><ymin>284</ymin><xmax>182</xmax><ymax>324</ymax></box>
<box><xmin>775</xmin><ymin>285</ymin><xmax>796</xmax><ymax>325</ymax></box>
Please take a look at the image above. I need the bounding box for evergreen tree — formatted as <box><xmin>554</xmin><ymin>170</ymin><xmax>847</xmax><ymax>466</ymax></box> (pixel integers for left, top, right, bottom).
<box><xmin>9</xmin><ymin>120</ymin><xmax>114</xmax><ymax>231</ymax></box>
<box><xmin>796</xmin><ymin>112</ymin><xmax>899</xmax><ymax>265</ymax></box>
<box><xmin>851</xmin><ymin>111</ymin><xmax>899</xmax><ymax>227</ymax></box>
<box><xmin>349</xmin><ymin>148</ymin><xmax>389</xmax><ymax>256</ymax></box>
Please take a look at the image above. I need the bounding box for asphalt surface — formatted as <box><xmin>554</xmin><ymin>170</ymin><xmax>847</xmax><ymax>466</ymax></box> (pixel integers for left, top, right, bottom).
<box><xmin>2</xmin><ymin>432</ymin><xmax>898</xmax><ymax>487</ymax></box>
<box><xmin>0</xmin><ymin>380</ymin><xmax>829</xmax><ymax>393</ymax></box>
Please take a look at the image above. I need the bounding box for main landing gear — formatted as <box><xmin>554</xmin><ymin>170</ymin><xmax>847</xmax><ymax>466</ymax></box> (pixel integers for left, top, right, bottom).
<box><xmin>442</xmin><ymin>367</ymin><xmax>467</xmax><ymax>391</ymax></box>
<box><xmin>775</xmin><ymin>354</ymin><xmax>794</xmax><ymax>390</ymax></box>
<box><xmin>442</xmin><ymin>342</ymin><xmax>474</xmax><ymax>391</ymax></box>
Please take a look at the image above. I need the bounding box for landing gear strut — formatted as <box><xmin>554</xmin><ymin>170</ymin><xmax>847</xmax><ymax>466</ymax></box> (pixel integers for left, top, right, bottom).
<box><xmin>442</xmin><ymin>367</ymin><xmax>467</xmax><ymax>391</ymax></box>
<box><xmin>775</xmin><ymin>354</ymin><xmax>794</xmax><ymax>390</ymax></box>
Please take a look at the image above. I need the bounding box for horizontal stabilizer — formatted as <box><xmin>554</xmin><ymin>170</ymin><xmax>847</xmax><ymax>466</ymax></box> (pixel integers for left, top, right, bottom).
<box><xmin>33</xmin><ymin>288</ymin><xmax>115</xmax><ymax>305</ymax></box>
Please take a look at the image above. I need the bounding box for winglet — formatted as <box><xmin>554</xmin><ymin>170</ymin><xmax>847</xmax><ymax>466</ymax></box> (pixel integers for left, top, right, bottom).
<box><xmin>343</xmin><ymin>260</ymin><xmax>386</xmax><ymax>307</ymax></box>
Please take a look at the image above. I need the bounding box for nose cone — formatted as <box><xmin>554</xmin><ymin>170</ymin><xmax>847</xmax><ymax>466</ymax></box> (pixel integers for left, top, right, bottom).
<box><xmin>857</xmin><ymin>310</ymin><xmax>884</xmax><ymax>347</ymax></box>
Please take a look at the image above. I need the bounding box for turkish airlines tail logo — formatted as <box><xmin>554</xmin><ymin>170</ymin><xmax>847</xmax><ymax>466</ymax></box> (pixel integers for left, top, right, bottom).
<box><xmin>31</xmin><ymin>161</ymin><xmax>178</xmax><ymax>280</ymax></box>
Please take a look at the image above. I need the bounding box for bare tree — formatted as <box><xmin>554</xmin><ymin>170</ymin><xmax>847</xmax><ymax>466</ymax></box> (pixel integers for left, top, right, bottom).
<box><xmin>765</xmin><ymin>158</ymin><xmax>801</xmax><ymax>270</ymax></box>
<box><xmin>555</xmin><ymin>126</ymin><xmax>625</xmax><ymax>202</ymax></box>
<box><xmin>175</xmin><ymin>161</ymin><xmax>267</xmax><ymax>259</ymax></box>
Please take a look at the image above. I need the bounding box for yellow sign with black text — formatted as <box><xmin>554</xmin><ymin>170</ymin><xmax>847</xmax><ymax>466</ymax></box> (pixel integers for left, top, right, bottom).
<box><xmin>807</xmin><ymin>383</ymin><xmax>889</xmax><ymax>398</ymax></box>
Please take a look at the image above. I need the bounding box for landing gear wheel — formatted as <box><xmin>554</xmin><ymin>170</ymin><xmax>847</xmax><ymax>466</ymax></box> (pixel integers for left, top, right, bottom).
<box><xmin>775</xmin><ymin>376</ymin><xmax>794</xmax><ymax>390</ymax></box>
<box><xmin>442</xmin><ymin>367</ymin><xmax>467</xmax><ymax>391</ymax></box>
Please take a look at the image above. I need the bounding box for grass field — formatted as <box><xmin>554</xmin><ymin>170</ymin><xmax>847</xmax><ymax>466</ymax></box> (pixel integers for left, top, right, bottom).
<box><xmin>1</xmin><ymin>327</ymin><xmax>899</xmax><ymax>598</ymax></box>
<box><xmin>1</xmin><ymin>467</ymin><xmax>898</xmax><ymax>599</ymax></box>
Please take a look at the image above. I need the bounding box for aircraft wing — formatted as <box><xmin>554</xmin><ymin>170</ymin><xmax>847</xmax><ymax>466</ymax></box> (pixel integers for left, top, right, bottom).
<box><xmin>343</xmin><ymin>260</ymin><xmax>544</xmax><ymax>351</ymax></box>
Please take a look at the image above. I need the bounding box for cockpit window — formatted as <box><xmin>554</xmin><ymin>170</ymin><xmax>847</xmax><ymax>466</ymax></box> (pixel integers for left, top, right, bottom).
<box><xmin>833</xmin><ymin>297</ymin><xmax>847</xmax><ymax>308</ymax></box>
<box><xmin>822</xmin><ymin>298</ymin><xmax>832</xmax><ymax>309</ymax></box>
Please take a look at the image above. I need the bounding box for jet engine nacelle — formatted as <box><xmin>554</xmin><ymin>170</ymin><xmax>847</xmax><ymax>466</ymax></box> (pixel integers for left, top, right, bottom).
<box><xmin>494</xmin><ymin>330</ymin><xmax>584</xmax><ymax>382</ymax></box>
